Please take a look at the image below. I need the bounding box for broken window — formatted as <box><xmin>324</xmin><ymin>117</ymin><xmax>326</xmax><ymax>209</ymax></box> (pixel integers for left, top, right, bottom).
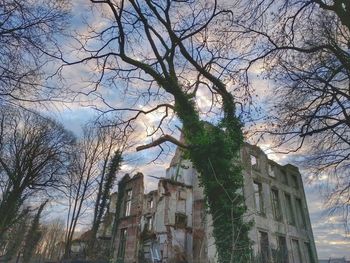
<box><xmin>250</xmin><ymin>154</ymin><xmax>259</xmax><ymax>170</ymax></box>
<box><xmin>124</xmin><ymin>189</ymin><xmax>132</xmax><ymax>216</ymax></box>
<box><xmin>145</xmin><ymin>216</ymin><xmax>153</xmax><ymax>231</ymax></box>
<box><xmin>150</xmin><ymin>242</ymin><xmax>161</xmax><ymax>261</ymax></box>
<box><xmin>148</xmin><ymin>198</ymin><xmax>154</xmax><ymax>209</ymax></box>
<box><xmin>268</xmin><ymin>163</ymin><xmax>276</xmax><ymax>178</ymax></box>
<box><xmin>290</xmin><ymin>174</ymin><xmax>298</xmax><ymax>189</ymax></box>
<box><xmin>280</xmin><ymin>170</ymin><xmax>288</xmax><ymax>185</ymax></box>
<box><xmin>271</xmin><ymin>189</ymin><xmax>282</xmax><ymax>221</ymax></box>
<box><xmin>258</xmin><ymin>231</ymin><xmax>270</xmax><ymax>263</ymax></box>
<box><xmin>175</xmin><ymin>212</ymin><xmax>187</xmax><ymax>229</ymax></box>
<box><xmin>295</xmin><ymin>198</ymin><xmax>306</xmax><ymax>229</ymax></box>
<box><xmin>117</xmin><ymin>228</ymin><xmax>127</xmax><ymax>260</ymax></box>
<box><xmin>274</xmin><ymin>236</ymin><xmax>288</xmax><ymax>263</ymax></box>
<box><xmin>291</xmin><ymin>239</ymin><xmax>302</xmax><ymax>263</ymax></box>
<box><xmin>254</xmin><ymin>181</ymin><xmax>264</xmax><ymax>215</ymax></box>
<box><xmin>285</xmin><ymin>193</ymin><xmax>295</xmax><ymax>225</ymax></box>
<box><xmin>177</xmin><ymin>189</ymin><xmax>186</xmax><ymax>213</ymax></box>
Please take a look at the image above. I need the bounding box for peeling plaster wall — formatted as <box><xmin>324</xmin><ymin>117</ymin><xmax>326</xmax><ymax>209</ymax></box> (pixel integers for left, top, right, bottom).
<box><xmin>153</xmin><ymin>180</ymin><xmax>194</xmax><ymax>262</ymax></box>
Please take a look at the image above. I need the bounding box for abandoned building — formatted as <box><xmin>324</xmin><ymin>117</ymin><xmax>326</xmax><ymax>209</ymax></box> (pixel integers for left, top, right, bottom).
<box><xmin>108</xmin><ymin>143</ymin><xmax>318</xmax><ymax>263</ymax></box>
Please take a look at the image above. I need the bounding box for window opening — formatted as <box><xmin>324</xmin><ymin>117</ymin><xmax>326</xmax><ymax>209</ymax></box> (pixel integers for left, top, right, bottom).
<box><xmin>125</xmin><ymin>189</ymin><xmax>132</xmax><ymax>216</ymax></box>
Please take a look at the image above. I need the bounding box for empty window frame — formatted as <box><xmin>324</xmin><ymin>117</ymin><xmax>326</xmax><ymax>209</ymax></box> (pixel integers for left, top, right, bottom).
<box><xmin>145</xmin><ymin>216</ymin><xmax>153</xmax><ymax>231</ymax></box>
<box><xmin>280</xmin><ymin>170</ymin><xmax>288</xmax><ymax>185</ymax></box>
<box><xmin>150</xmin><ymin>242</ymin><xmax>161</xmax><ymax>261</ymax></box>
<box><xmin>117</xmin><ymin>228</ymin><xmax>127</xmax><ymax>260</ymax></box>
<box><xmin>175</xmin><ymin>213</ymin><xmax>187</xmax><ymax>228</ymax></box>
<box><xmin>268</xmin><ymin>163</ymin><xmax>276</xmax><ymax>178</ymax></box>
<box><xmin>250</xmin><ymin>154</ymin><xmax>259</xmax><ymax>170</ymax></box>
<box><xmin>295</xmin><ymin>198</ymin><xmax>307</xmax><ymax>229</ymax></box>
<box><xmin>254</xmin><ymin>181</ymin><xmax>265</xmax><ymax>215</ymax></box>
<box><xmin>258</xmin><ymin>231</ymin><xmax>270</xmax><ymax>263</ymax></box>
<box><xmin>274</xmin><ymin>235</ymin><xmax>289</xmax><ymax>263</ymax></box>
<box><xmin>271</xmin><ymin>189</ymin><xmax>283</xmax><ymax>221</ymax></box>
<box><xmin>285</xmin><ymin>193</ymin><xmax>296</xmax><ymax>225</ymax></box>
<box><xmin>291</xmin><ymin>239</ymin><xmax>302</xmax><ymax>263</ymax></box>
<box><xmin>148</xmin><ymin>197</ymin><xmax>154</xmax><ymax>209</ymax></box>
<box><xmin>290</xmin><ymin>174</ymin><xmax>299</xmax><ymax>189</ymax></box>
<box><xmin>124</xmin><ymin>189</ymin><xmax>132</xmax><ymax>216</ymax></box>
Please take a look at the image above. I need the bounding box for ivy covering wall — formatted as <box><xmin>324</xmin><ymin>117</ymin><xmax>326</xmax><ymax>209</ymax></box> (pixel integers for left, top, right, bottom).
<box><xmin>174</xmin><ymin>90</ymin><xmax>253</xmax><ymax>262</ymax></box>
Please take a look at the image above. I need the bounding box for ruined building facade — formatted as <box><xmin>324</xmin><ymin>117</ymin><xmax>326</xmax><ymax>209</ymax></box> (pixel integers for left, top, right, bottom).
<box><xmin>110</xmin><ymin>144</ymin><xmax>318</xmax><ymax>263</ymax></box>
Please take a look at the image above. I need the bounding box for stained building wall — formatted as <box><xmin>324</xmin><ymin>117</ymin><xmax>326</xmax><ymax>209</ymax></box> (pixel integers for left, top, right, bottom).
<box><xmin>113</xmin><ymin>173</ymin><xmax>144</xmax><ymax>263</ymax></box>
<box><xmin>241</xmin><ymin>143</ymin><xmax>318</xmax><ymax>263</ymax></box>
<box><xmin>111</xmin><ymin>143</ymin><xmax>318</xmax><ymax>263</ymax></box>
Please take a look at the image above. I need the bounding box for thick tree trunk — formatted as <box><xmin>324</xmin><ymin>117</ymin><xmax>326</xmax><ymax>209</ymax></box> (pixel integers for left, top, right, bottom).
<box><xmin>170</xmin><ymin>83</ymin><xmax>251</xmax><ymax>262</ymax></box>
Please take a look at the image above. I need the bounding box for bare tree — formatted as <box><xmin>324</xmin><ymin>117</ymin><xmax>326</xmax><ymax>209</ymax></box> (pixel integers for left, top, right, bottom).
<box><xmin>64</xmin><ymin>126</ymin><xmax>102</xmax><ymax>258</ymax></box>
<box><xmin>239</xmin><ymin>0</ymin><xmax>350</xmax><ymax>226</ymax></box>
<box><xmin>0</xmin><ymin>0</ymin><xmax>70</xmax><ymax>106</ymax></box>
<box><xmin>63</xmin><ymin>124</ymin><xmax>126</xmax><ymax>259</ymax></box>
<box><xmin>0</xmin><ymin>106</ymin><xmax>76</xmax><ymax>240</ymax></box>
<box><xmin>36</xmin><ymin>219</ymin><xmax>65</xmax><ymax>262</ymax></box>
<box><xmin>63</xmin><ymin>1</ymin><xmax>254</xmax><ymax>261</ymax></box>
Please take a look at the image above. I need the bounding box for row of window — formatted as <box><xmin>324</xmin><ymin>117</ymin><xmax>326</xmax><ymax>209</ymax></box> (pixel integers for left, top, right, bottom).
<box><xmin>253</xmin><ymin>182</ymin><xmax>307</xmax><ymax>228</ymax></box>
<box><xmin>119</xmin><ymin>227</ymin><xmax>314</xmax><ymax>263</ymax></box>
<box><xmin>258</xmin><ymin>231</ymin><xmax>315</xmax><ymax>263</ymax></box>
<box><xmin>250</xmin><ymin>154</ymin><xmax>299</xmax><ymax>189</ymax></box>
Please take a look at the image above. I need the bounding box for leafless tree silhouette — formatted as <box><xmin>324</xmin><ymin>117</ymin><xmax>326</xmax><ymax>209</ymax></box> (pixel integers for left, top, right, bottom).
<box><xmin>61</xmin><ymin>0</ymin><xmax>255</xmax><ymax>261</ymax></box>
<box><xmin>0</xmin><ymin>106</ymin><xmax>75</xmax><ymax>240</ymax></box>
<box><xmin>0</xmin><ymin>0</ymin><xmax>70</xmax><ymax>107</ymax></box>
<box><xmin>240</xmin><ymin>0</ymin><xmax>350</xmax><ymax>227</ymax></box>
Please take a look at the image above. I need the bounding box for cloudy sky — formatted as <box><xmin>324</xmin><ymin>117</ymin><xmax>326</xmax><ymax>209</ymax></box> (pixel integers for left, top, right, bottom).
<box><xmin>38</xmin><ymin>0</ymin><xmax>350</xmax><ymax>260</ymax></box>
<box><xmin>50</xmin><ymin>102</ymin><xmax>350</xmax><ymax>260</ymax></box>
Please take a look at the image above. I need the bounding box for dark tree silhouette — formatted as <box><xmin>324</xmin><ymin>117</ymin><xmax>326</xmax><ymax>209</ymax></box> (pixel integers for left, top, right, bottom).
<box><xmin>64</xmin><ymin>124</ymin><xmax>126</xmax><ymax>259</ymax></box>
<box><xmin>63</xmin><ymin>1</ymin><xmax>254</xmax><ymax>261</ymax></box>
<box><xmin>0</xmin><ymin>0</ymin><xmax>70</xmax><ymax>106</ymax></box>
<box><xmin>0</xmin><ymin>106</ymin><xmax>75</xmax><ymax>239</ymax></box>
<box><xmin>0</xmin><ymin>208</ymin><xmax>30</xmax><ymax>262</ymax></box>
<box><xmin>88</xmin><ymin>150</ymin><xmax>123</xmax><ymax>256</ymax></box>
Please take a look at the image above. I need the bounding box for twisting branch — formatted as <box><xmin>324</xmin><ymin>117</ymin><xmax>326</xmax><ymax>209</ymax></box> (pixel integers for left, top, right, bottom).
<box><xmin>136</xmin><ymin>134</ymin><xmax>188</xmax><ymax>152</ymax></box>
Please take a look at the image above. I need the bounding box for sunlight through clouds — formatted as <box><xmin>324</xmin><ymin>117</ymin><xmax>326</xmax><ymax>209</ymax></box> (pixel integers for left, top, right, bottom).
<box><xmin>19</xmin><ymin>0</ymin><xmax>350</xmax><ymax>260</ymax></box>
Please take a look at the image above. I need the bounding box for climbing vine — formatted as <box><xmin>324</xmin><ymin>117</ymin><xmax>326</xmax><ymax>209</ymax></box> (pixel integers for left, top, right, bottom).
<box><xmin>175</xmin><ymin>90</ymin><xmax>253</xmax><ymax>262</ymax></box>
<box><xmin>82</xmin><ymin>1</ymin><xmax>254</xmax><ymax>261</ymax></box>
<box><xmin>110</xmin><ymin>174</ymin><xmax>129</xmax><ymax>263</ymax></box>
